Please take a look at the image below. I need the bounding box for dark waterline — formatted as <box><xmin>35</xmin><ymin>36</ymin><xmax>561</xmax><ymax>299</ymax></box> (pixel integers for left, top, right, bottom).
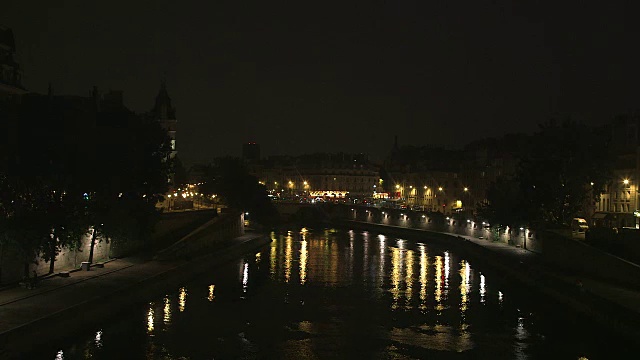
<box><xmin>35</xmin><ymin>227</ymin><xmax>636</xmax><ymax>359</ymax></box>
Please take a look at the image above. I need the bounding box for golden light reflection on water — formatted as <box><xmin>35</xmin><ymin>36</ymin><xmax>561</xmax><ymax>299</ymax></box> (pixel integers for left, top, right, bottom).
<box><xmin>163</xmin><ymin>296</ymin><xmax>171</xmax><ymax>329</ymax></box>
<box><xmin>208</xmin><ymin>285</ymin><xmax>215</xmax><ymax>302</ymax></box>
<box><xmin>300</xmin><ymin>239</ymin><xmax>308</xmax><ymax>285</ymax></box>
<box><xmin>363</xmin><ymin>231</ymin><xmax>369</xmax><ymax>278</ymax></box>
<box><xmin>94</xmin><ymin>329</ymin><xmax>103</xmax><ymax>348</ymax></box>
<box><xmin>435</xmin><ymin>255</ymin><xmax>443</xmax><ymax>304</ymax></box>
<box><xmin>378</xmin><ymin>235</ymin><xmax>386</xmax><ymax>288</ymax></box>
<box><xmin>284</xmin><ymin>234</ymin><xmax>293</xmax><ymax>283</ymax></box>
<box><xmin>242</xmin><ymin>262</ymin><xmax>249</xmax><ymax>293</ymax></box>
<box><xmin>270</xmin><ymin>240</ymin><xmax>277</xmax><ymax>279</ymax></box>
<box><xmin>390</xmin><ymin>247</ymin><xmax>401</xmax><ymax>309</ymax></box>
<box><xmin>459</xmin><ymin>261</ymin><xmax>470</xmax><ymax>315</ymax></box>
<box><xmin>178</xmin><ymin>287</ymin><xmax>187</xmax><ymax>312</ymax></box>
<box><xmin>419</xmin><ymin>245</ymin><xmax>428</xmax><ymax>309</ymax></box>
<box><xmin>147</xmin><ymin>302</ymin><xmax>154</xmax><ymax>334</ymax></box>
<box><xmin>405</xmin><ymin>249</ymin><xmax>414</xmax><ymax>307</ymax></box>
<box><xmin>255</xmin><ymin>252</ymin><xmax>261</xmax><ymax>264</ymax></box>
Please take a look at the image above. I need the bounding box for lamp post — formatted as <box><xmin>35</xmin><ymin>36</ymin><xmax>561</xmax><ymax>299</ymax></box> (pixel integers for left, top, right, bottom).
<box><xmin>520</xmin><ymin>227</ymin><xmax>526</xmax><ymax>250</ymax></box>
<box><xmin>463</xmin><ymin>187</ymin><xmax>469</xmax><ymax>214</ymax></box>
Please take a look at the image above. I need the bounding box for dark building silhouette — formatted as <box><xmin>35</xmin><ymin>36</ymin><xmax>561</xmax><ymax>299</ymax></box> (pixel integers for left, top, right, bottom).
<box><xmin>243</xmin><ymin>142</ymin><xmax>260</xmax><ymax>161</ymax></box>
<box><xmin>150</xmin><ymin>81</ymin><xmax>177</xmax><ymax>160</ymax></box>
<box><xmin>0</xmin><ymin>25</ymin><xmax>27</xmax><ymax>102</ymax></box>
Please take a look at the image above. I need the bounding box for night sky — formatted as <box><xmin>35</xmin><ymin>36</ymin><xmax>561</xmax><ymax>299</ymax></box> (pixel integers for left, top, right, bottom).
<box><xmin>3</xmin><ymin>1</ymin><xmax>637</xmax><ymax>165</ymax></box>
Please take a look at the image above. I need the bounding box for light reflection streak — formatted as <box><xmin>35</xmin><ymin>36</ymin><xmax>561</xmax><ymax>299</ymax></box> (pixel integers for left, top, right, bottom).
<box><xmin>208</xmin><ymin>285</ymin><xmax>215</xmax><ymax>302</ymax></box>
<box><xmin>391</xmin><ymin>247</ymin><xmax>401</xmax><ymax>309</ymax></box>
<box><xmin>435</xmin><ymin>256</ymin><xmax>443</xmax><ymax>310</ymax></box>
<box><xmin>55</xmin><ymin>350</ymin><xmax>64</xmax><ymax>360</ymax></box>
<box><xmin>270</xmin><ymin>240</ymin><xmax>277</xmax><ymax>279</ymax></box>
<box><xmin>178</xmin><ymin>287</ymin><xmax>187</xmax><ymax>312</ymax></box>
<box><xmin>419</xmin><ymin>245</ymin><xmax>428</xmax><ymax>309</ymax></box>
<box><xmin>378</xmin><ymin>235</ymin><xmax>386</xmax><ymax>288</ymax></box>
<box><xmin>242</xmin><ymin>262</ymin><xmax>249</xmax><ymax>293</ymax></box>
<box><xmin>480</xmin><ymin>274</ymin><xmax>486</xmax><ymax>303</ymax></box>
<box><xmin>459</xmin><ymin>260</ymin><xmax>470</xmax><ymax>315</ymax></box>
<box><xmin>163</xmin><ymin>296</ymin><xmax>171</xmax><ymax>328</ymax></box>
<box><xmin>94</xmin><ymin>330</ymin><xmax>103</xmax><ymax>348</ymax></box>
<box><xmin>147</xmin><ymin>302</ymin><xmax>155</xmax><ymax>334</ymax></box>
<box><xmin>405</xmin><ymin>249</ymin><xmax>414</xmax><ymax>307</ymax></box>
<box><xmin>498</xmin><ymin>291</ymin><xmax>504</xmax><ymax>304</ymax></box>
<box><xmin>284</xmin><ymin>234</ymin><xmax>293</xmax><ymax>282</ymax></box>
<box><xmin>255</xmin><ymin>252</ymin><xmax>261</xmax><ymax>264</ymax></box>
<box><xmin>300</xmin><ymin>239</ymin><xmax>308</xmax><ymax>285</ymax></box>
<box><xmin>363</xmin><ymin>231</ymin><xmax>369</xmax><ymax>280</ymax></box>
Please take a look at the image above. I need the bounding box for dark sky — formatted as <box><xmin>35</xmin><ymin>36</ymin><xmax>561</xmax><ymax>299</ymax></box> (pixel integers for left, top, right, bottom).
<box><xmin>3</xmin><ymin>1</ymin><xmax>637</xmax><ymax>166</ymax></box>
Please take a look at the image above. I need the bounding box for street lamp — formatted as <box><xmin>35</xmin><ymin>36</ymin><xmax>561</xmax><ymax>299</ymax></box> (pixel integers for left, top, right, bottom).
<box><xmin>520</xmin><ymin>227</ymin><xmax>526</xmax><ymax>250</ymax></box>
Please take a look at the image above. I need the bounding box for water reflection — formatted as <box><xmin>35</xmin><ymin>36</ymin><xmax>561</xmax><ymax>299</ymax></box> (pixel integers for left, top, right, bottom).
<box><xmin>46</xmin><ymin>227</ymin><xmax>627</xmax><ymax>360</ymax></box>
<box><xmin>94</xmin><ymin>330</ymin><xmax>103</xmax><ymax>348</ymax></box>
<box><xmin>419</xmin><ymin>244</ymin><xmax>428</xmax><ymax>310</ymax></box>
<box><xmin>163</xmin><ymin>296</ymin><xmax>171</xmax><ymax>328</ymax></box>
<box><xmin>147</xmin><ymin>302</ymin><xmax>154</xmax><ymax>334</ymax></box>
<box><xmin>405</xmin><ymin>249</ymin><xmax>414</xmax><ymax>307</ymax></box>
<box><xmin>435</xmin><ymin>255</ymin><xmax>443</xmax><ymax>308</ymax></box>
<box><xmin>178</xmin><ymin>287</ymin><xmax>187</xmax><ymax>312</ymax></box>
<box><xmin>284</xmin><ymin>233</ymin><xmax>292</xmax><ymax>283</ymax></box>
<box><xmin>459</xmin><ymin>260</ymin><xmax>471</xmax><ymax>315</ymax></box>
<box><xmin>300</xmin><ymin>239</ymin><xmax>308</xmax><ymax>285</ymax></box>
<box><xmin>270</xmin><ymin>238</ymin><xmax>277</xmax><ymax>279</ymax></box>
<box><xmin>390</xmin><ymin>247</ymin><xmax>401</xmax><ymax>309</ymax></box>
<box><xmin>242</xmin><ymin>262</ymin><xmax>249</xmax><ymax>294</ymax></box>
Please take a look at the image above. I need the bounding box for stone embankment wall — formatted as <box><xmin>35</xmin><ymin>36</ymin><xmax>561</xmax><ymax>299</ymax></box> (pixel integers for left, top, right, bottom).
<box><xmin>0</xmin><ymin>210</ymin><xmax>217</xmax><ymax>285</ymax></box>
<box><xmin>154</xmin><ymin>212</ymin><xmax>245</xmax><ymax>260</ymax></box>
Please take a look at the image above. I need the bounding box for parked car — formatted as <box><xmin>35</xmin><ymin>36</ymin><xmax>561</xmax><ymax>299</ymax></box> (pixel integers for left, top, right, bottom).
<box><xmin>571</xmin><ymin>218</ymin><xmax>589</xmax><ymax>233</ymax></box>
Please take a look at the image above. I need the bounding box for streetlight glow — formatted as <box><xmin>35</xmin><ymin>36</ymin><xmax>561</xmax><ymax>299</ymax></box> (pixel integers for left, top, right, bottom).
<box><xmin>624</xmin><ymin>179</ymin><xmax>630</xmax><ymax>185</ymax></box>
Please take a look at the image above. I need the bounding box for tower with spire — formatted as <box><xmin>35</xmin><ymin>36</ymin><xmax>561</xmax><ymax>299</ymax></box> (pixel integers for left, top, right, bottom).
<box><xmin>150</xmin><ymin>80</ymin><xmax>177</xmax><ymax>160</ymax></box>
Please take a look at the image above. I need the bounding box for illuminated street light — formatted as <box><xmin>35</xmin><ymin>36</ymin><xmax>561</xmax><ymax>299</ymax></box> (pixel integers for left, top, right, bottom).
<box><xmin>464</xmin><ymin>187</ymin><xmax>468</xmax><ymax>192</ymax></box>
<box><xmin>624</xmin><ymin>179</ymin><xmax>630</xmax><ymax>185</ymax></box>
<box><xmin>438</xmin><ymin>187</ymin><xmax>443</xmax><ymax>191</ymax></box>
<box><xmin>396</xmin><ymin>184</ymin><xmax>400</xmax><ymax>189</ymax></box>
<box><xmin>424</xmin><ymin>186</ymin><xmax>427</xmax><ymax>189</ymax></box>
<box><xmin>303</xmin><ymin>181</ymin><xmax>308</xmax><ymax>186</ymax></box>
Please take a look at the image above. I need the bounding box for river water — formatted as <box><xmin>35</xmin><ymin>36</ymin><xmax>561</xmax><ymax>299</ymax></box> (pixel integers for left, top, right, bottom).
<box><xmin>37</xmin><ymin>227</ymin><xmax>636</xmax><ymax>359</ymax></box>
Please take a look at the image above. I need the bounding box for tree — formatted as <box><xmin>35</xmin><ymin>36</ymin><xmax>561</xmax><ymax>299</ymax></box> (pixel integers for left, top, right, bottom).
<box><xmin>201</xmin><ymin>158</ymin><xmax>278</xmax><ymax>226</ymax></box>
<box><xmin>479</xmin><ymin>119</ymin><xmax>613</xmax><ymax>229</ymax></box>
<box><xmin>84</xmin><ymin>108</ymin><xmax>172</xmax><ymax>262</ymax></box>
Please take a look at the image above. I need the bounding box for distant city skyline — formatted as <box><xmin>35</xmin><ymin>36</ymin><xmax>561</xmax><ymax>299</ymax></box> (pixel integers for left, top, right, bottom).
<box><xmin>3</xmin><ymin>1</ymin><xmax>637</xmax><ymax>166</ymax></box>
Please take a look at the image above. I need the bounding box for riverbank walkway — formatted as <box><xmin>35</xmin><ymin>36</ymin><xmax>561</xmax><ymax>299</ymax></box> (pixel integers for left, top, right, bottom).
<box><xmin>0</xmin><ymin>232</ymin><xmax>266</xmax><ymax>355</ymax></box>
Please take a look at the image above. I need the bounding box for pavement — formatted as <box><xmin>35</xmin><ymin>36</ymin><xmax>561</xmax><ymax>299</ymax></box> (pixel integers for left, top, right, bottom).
<box><xmin>0</xmin><ymin>232</ymin><xmax>266</xmax><ymax>352</ymax></box>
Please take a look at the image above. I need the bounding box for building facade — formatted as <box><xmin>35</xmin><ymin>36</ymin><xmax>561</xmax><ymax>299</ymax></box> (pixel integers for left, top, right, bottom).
<box><xmin>0</xmin><ymin>25</ymin><xmax>27</xmax><ymax>102</ymax></box>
